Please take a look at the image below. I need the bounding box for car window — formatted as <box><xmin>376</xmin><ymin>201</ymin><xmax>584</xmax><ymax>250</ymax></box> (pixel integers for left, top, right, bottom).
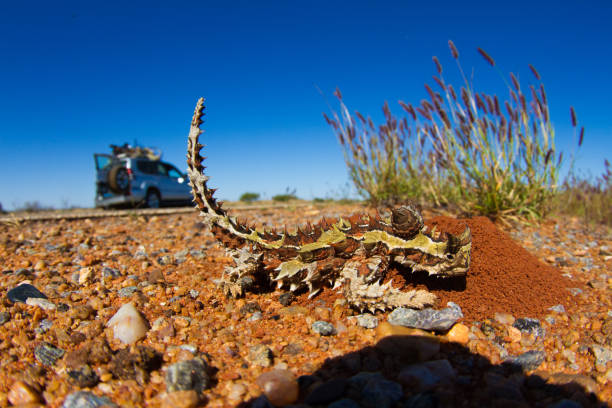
<box><xmin>137</xmin><ymin>160</ymin><xmax>155</xmax><ymax>174</ymax></box>
<box><xmin>155</xmin><ymin>163</ymin><xmax>168</xmax><ymax>176</ymax></box>
<box><xmin>165</xmin><ymin>164</ymin><xmax>183</xmax><ymax>178</ymax></box>
<box><xmin>95</xmin><ymin>155</ymin><xmax>112</xmax><ymax>171</ymax></box>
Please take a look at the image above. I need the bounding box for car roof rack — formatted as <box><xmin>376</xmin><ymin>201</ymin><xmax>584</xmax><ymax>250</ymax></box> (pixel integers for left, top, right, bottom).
<box><xmin>110</xmin><ymin>144</ymin><xmax>162</xmax><ymax>161</ymax></box>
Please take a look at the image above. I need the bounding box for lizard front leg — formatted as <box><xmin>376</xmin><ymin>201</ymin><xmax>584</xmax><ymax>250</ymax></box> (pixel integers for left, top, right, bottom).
<box><xmin>340</xmin><ymin>255</ymin><xmax>437</xmax><ymax>312</ymax></box>
<box><xmin>220</xmin><ymin>246</ymin><xmax>263</xmax><ymax>297</ymax></box>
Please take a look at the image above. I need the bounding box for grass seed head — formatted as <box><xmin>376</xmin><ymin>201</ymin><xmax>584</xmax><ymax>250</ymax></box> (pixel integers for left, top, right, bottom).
<box><xmin>477</xmin><ymin>47</ymin><xmax>495</xmax><ymax>67</ymax></box>
<box><xmin>448</xmin><ymin>40</ymin><xmax>459</xmax><ymax>59</ymax></box>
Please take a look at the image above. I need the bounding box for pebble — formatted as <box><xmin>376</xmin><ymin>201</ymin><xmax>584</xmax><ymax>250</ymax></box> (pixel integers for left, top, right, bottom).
<box><xmin>26</xmin><ymin>297</ymin><xmax>56</xmax><ymax>310</ymax></box>
<box><xmin>350</xmin><ymin>313</ymin><xmax>379</xmax><ymax>329</ymax></box>
<box><xmin>360</xmin><ymin>376</ymin><xmax>403</xmax><ymax>408</ymax></box>
<box><xmin>248</xmin><ymin>311</ymin><xmax>263</xmax><ymax>321</ymax></box>
<box><xmin>67</xmin><ymin>365</ymin><xmax>100</xmax><ymax>388</ymax></box>
<box><xmin>7</xmin><ymin>283</ymin><xmax>47</xmax><ymax>303</ymax></box>
<box><xmin>165</xmin><ymin>357</ymin><xmax>211</xmax><ymax>393</ymax></box>
<box><xmin>255</xmin><ymin>369</ymin><xmax>299</xmax><ymax>406</ymax></box>
<box><xmin>376</xmin><ymin>325</ymin><xmax>440</xmax><ymax>362</ymax></box>
<box><xmin>34</xmin><ymin>342</ymin><xmax>65</xmax><ymax>366</ymax></box>
<box><xmin>304</xmin><ymin>378</ymin><xmax>348</xmax><ymax>405</ymax></box>
<box><xmin>249</xmin><ymin>344</ymin><xmax>274</xmax><ymax>367</ymax></box>
<box><xmin>106</xmin><ymin>303</ymin><xmax>149</xmax><ymax>344</ymax></box>
<box><xmin>278</xmin><ymin>292</ymin><xmax>295</xmax><ymax>306</ymax></box>
<box><xmin>548</xmin><ymin>305</ymin><xmax>566</xmax><ymax>314</ymax></box>
<box><xmin>36</xmin><ymin>319</ymin><xmax>53</xmax><ymax>334</ymax></box>
<box><xmin>101</xmin><ymin>266</ymin><xmax>121</xmax><ymax>278</ymax></box>
<box><xmin>117</xmin><ymin>286</ymin><xmax>139</xmax><ymax>297</ymax></box>
<box><xmin>328</xmin><ymin>398</ymin><xmax>361</xmax><ymax>408</ymax></box>
<box><xmin>590</xmin><ymin>344</ymin><xmax>612</xmax><ymax>367</ymax></box>
<box><xmin>388</xmin><ymin>302</ymin><xmax>463</xmax><ymax>331</ymax></box>
<box><xmin>512</xmin><ymin>317</ymin><xmax>545</xmax><ymax>338</ymax></box>
<box><xmin>312</xmin><ymin>320</ymin><xmax>335</xmax><ymax>336</ymax></box>
<box><xmin>445</xmin><ymin>323</ymin><xmax>469</xmax><ymax>344</ymax></box>
<box><xmin>161</xmin><ymin>390</ymin><xmax>199</xmax><ymax>408</ymax></box>
<box><xmin>493</xmin><ymin>312</ymin><xmax>515</xmax><ymax>325</ymax></box>
<box><xmin>78</xmin><ymin>267</ymin><xmax>93</xmax><ymax>284</ymax></box>
<box><xmin>504</xmin><ymin>350</ymin><xmax>546</xmax><ymax>371</ymax></box>
<box><xmin>8</xmin><ymin>380</ymin><xmax>42</xmax><ymax>405</ymax></box>
<box><xmin>61</xmin><ymin>391</ymin><xmax>117</xmax><ymax>408</ymax></box>
<box><xmin>0</xmin><ymin>311</ymin><xmax>9</xmax><ymax>325</ymax></box>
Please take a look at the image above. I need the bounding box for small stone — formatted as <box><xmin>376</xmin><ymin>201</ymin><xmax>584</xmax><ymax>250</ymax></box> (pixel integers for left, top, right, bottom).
<box><xmin>70</xmin><ymin>305</ymin><xmax>95</xmax><ymax>320</ymax></box>
<box><xmin>388</xmin><ymin>302</ymin><xmax>463</xmax><ymax>331</ymax></box>
<box><xmin>157</xmin><ymin>255</ymin><xmax>173</xmax><ymax>266</ymax></box>
<box><xmin>106</xmin><ymin>303</ymin><xmax>149</xmax><ymax>344</ymax></box>
<box><xmin>36</xmin><ymin>319</ymin><xmax>53</xmax><ymax>334</ymax></box>
<box><xmin>161</xmin><ymin>390</ymin><xmax>199</xmax><ymax>408</ymax></box>
<box><xmin>146</xmin><ymin>269</ymin><xmax>164</xmax><ymax>284</ymax></box>
<box><xmin>548</xmin><ymin>400</ymin><xmax>582</xmax><ymax>408</ymax></box>
<box><xmin>328</xmin><ymin>398</ymin><xmax>361</xmax><ymax>408</ymax></box>
<box><xmin>34</xmin><ymin>342</ymin><xmax>65</xmax><ymax>366</ymax></box>
<box><xmin>278</xmin><ymin>293</ymin><xmax>295</xmax><ymax>306</ymax></box>
<box><xmin>445</xmin><ymin>323</ymin><xmax>469</xmax><ymax>344</ymax></box>
<box><xmin>109</xmin><ymin>346</ymin><xmax>162</xmax><ymax>383</ymax></box>
<box><xmin>590</xmin><ymin>344</ymin><xmax>612</xmax><ymax>366</ymax></box>
<box><xmin>493</xmin><ymin>312</ymin><xmax>515</xmax><ymax>325</ymax></box>
<box><xmin>248</xmin><ymin>311</ymin><xmax>263</xmax><ymax>321</ymax></box>
<box><xmin>7</xmin><ymin>283</ymin><xmax>47</xmax><ymax>303</ymax></box>
<box><xmin>513</xmin><ymin>317</ymin><xmax>545</xmax><ymax>338</ymax></box>
<box><xmin>312</xmin><ymin>321</ymin><xmax>335</xmax><ymax>336</ymax></box>
<box><xmin>189</xmin><ymin>290</ymin><xmax>199</xmax><ymax>299</ymax></box>
<box><xmin>239</xmin><ymin>302</ymin><xmax>261</xmax><ymax>315</ymax></box>
<box><xmin>61</xmin><ymin>391</ymin><xmax>117</xmax><ymax>408</ymax></box>
<box><xmin>165</xmin><ymin>358</ymin><xmax>211</xmax><ymax>393</ymax></box>
<box><xmin>227</xmin><ymin>382</ymin><xmax>247</xmax><ymax>401</ymax></box>
<box><xmin>255</xmin><ymin>369</ymin><xmax>299</xmax><ymax>406</ymax></box>
<box><xmin>304</xmin><ymin>378</ymin><xmax>348</xmax><ymax>405</ymax></box>
<box><xmin>351</xmin><ymin>314</ymin><xmax>379</xmax><ymax>329</ymax></box>
<box><xmin>249</xmin><ymin>344</ymin><xmax>274</xmax><ymax>367</ymax></box>
<box><xmin>504</xmin><ymin>350</ymin><xmax>546</xmax><ymax>371</ymax></box>
<box><xmin>8</xmin><ymin>380</ymin><xmax>42</xmax><ymax>405</ymax></box>
<box><xmin>78</xmin><ymin>267</ymin><xmax>93</xmax><ymax>285</ymax></box>
<box><xmin>26</xmin><ymin>297</ymin><xmax>56</xmax><ymax>310</ymax></box>
<box><xmin>548</xmin><ymin>304</ymin><xmax>566</xmax><ymax>314</ymax></box>
<box><xmin>506</xmin><ymin>326</ymin><xmax>522</xmax><ymax>343</ymax></box>
<box><xmin>360</xmin><ymin>377</ymin><xmax>403</xmax><ymax>408</ymax></box>
<box><xmin>0</xmin><ymin>311</ymin><xmax>9</xmax><ymax>325</ymax></box>
<box><xmin>101</xmin><ymin>266</ymin><xmax>121</xmax><ymax>278</ymax></box>
<box><xmin>376</xmin><ymin>325</ymin><xmax>440</xmax><ymax>362</ymax></box>
<box><xmin>568</xmin><ymin>287</ymin><xmax>583</xmax><ymax>296</ymax></box>
<box><xmin>545</xmin><ymin>372</ymin><xmax>599</xmax><ymax>394</ymax></box>
<box><xmin>117</xmin><ymin>286</ymin><xmax>139</xmax><ymax>298</ymax></box>
<box><xmin>67</xmin><ymin>365</ymin><xmax>100</xmax><ymax>388</ymax></box>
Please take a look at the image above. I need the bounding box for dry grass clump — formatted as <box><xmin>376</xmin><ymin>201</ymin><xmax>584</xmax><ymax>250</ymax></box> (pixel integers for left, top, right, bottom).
<box><xmin>325</xmin><ymin>41</ymin><xmax>589</xmax><ymax>222</ymax></box>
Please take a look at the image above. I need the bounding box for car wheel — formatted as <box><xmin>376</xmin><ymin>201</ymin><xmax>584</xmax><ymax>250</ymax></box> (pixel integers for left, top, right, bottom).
<box><xmin>108</xmin><ymin>166</ymin><xmax>130</xmax><ymax>193</ymax></box>
<box><xmin>145</xmin><ymin>190</ymin><xmax>161</xmax><ymax>208</ymax></box>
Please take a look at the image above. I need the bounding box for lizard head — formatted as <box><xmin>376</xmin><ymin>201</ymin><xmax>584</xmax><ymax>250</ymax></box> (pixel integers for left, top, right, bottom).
<box><xmin>390</xmin><ymin>205</ymin><xmax>471</xmax><ymax>277</ymax></box>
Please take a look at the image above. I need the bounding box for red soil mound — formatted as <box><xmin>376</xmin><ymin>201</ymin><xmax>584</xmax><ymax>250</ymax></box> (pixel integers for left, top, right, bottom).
<box><xmin>422</xmin><ymin>216</ymin><xmax>575</xmax><ymax>321</ymax></box>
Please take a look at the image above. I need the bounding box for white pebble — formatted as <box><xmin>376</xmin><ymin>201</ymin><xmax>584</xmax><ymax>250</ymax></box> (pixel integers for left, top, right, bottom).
<box><xmin>26</xmin><ymin>298</ymin><xmax>56</xmax><ymax>310</ymax></box>
<box><xmin>106</xmin><ymin>303</ymin><xmax>149</xmax><ymax>344</ymax></box>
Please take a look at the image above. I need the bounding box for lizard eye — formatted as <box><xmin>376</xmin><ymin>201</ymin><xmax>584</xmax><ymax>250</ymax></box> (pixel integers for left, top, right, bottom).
<box><xmin>446</xmin><ymin>254</ymin><xmax>454</xmax><ymax>261</ymax></box>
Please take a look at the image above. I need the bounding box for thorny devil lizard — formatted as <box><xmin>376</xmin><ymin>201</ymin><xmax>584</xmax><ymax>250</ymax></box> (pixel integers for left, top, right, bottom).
<box><xmin>187</xmin><ymin>98</ymin><xmax>472</xmax><ymax>312</ymax></box>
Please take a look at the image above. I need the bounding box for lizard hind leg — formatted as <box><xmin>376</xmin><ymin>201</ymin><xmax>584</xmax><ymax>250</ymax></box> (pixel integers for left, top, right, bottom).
<box><xmin>220</xmin><ymin>246</ymin><xmax>263</xmax><ymax>297</ymax></box>
<box><xmin>340</xmin><ymin>255</ymin><xmax>437</xmax><ymax>312</ymax></box>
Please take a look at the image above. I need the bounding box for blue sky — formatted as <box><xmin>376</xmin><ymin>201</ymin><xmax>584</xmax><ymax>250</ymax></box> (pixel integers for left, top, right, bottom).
<box><xmin>1</xmin><ymin>1</ymin><xmax>610</xmax><ymax>210</ymax></box>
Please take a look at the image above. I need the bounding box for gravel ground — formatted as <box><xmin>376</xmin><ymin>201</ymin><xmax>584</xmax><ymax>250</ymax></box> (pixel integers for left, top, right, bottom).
<box><xmin>0</xmin><ymin>204</ymin><xmax>610</xmax><ymax>407</ymax></box>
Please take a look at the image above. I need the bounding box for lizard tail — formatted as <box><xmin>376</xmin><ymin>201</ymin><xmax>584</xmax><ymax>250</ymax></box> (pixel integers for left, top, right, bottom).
<box><xmin>186</xmin><ymin>98</ymin><xmax>228</xmax><ymax>218</ymax></box>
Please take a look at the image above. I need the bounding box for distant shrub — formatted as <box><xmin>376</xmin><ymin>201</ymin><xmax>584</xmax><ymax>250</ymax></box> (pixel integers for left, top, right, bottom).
<box><xmin>272</xmin><ymin>188</ymin><xmax>298</xmax><ymax>202</ymax></box>
<box><xmin>553</xmin><ymin>160</ymin><xmax>612</xmax><ymax>227</ymax></box>
<box><xmin>239</xmin><ymin>192</ymin><xmax>260</xmax><ymax>203</ymax></box>
<box><xmin>14</xmin><ymin>201</ymin><xmax>54</xmax><ymax>212</ymax></box>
